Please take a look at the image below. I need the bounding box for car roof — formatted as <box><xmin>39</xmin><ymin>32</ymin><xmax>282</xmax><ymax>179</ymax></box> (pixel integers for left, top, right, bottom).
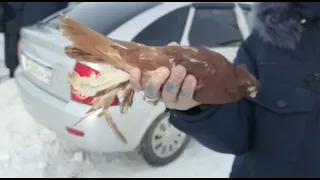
<box><xmin>161</xmin><ymin>2</ymin><xmax>252</xmax><ymax>5</ymax></box>
<box><xmin>161</xmin><ymin>2</ymin><xmax>252</xmax><ymax>9</ymax></box>
<box><xmin>41</xmin><ymin>2</ymin><xmax>252</xmax><ymax>35</ymax></box>
<box><xmin>43</xmin><ymin>2</ymin><xmax>252</xmax><ymax>24</ymax></box>
<box><xmin>42</xmin><ymin>2</ymin><xmax>161</xmax><ymax>33</ymax></box>
<box><xmin>42</xmin><ymin>2</ymin><xmax>161</xmax><ymax>24</ymax></box>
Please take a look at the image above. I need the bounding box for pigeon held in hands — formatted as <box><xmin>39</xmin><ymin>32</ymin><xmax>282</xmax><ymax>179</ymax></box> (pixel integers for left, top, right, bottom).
<box><xmin>59</xmin><ymin>14</ymin><xmax>259</xmax><ymax>144</ymax></box>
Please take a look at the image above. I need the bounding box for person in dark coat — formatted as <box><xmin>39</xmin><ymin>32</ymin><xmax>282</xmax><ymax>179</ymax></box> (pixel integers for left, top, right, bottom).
<box><xmin>0</xmin><ymin>4</ymin><xmax>3</xmax><ymax>33</ymax></box>
<box><xmin>129</xmin><ymin>2</ymin><xmax>320</xmax><ymax>178</ymax></box>
<box><xmin>2</xmin><ymin>2</ymin><xmax>68</xmax><ymax>78</ymax></box>
<box><xmin>1</xmin><ymin>2</ymin><xmax>23</xmax><ymax>78</ymax></box>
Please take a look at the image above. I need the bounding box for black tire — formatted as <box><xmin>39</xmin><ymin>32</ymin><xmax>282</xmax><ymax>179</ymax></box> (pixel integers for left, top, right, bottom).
<box><xmin>140</xmin><ymin>111</ymin><xmax>191</xmax><ymax>167</ymax></box>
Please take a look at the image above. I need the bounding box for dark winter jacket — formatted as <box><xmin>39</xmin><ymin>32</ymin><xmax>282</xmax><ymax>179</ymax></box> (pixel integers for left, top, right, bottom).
<box><xmin>170</xmin><ymin>2</ymin><xmax>320</xmax><ymax>178</ymax></box>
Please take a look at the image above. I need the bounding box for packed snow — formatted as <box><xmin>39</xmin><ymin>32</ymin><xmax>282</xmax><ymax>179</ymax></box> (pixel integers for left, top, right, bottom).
<box><xmin>0</xmin><ymin>34</ymin><xmax>234</xmax><ymax>177</ymax></box>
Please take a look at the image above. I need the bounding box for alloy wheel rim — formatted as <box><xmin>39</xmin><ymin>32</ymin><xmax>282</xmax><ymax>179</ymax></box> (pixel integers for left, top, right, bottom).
<box><xmin>151</xmin><ymin>113</ymin><xmax>187</xmax><ymax>158</ymax></box>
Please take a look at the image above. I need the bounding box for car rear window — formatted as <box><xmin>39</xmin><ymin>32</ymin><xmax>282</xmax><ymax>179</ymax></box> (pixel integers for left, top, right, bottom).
<box><xmin>46</xmin><ymin>2</ymin><xmax>160</xmax><ymax>35</ymax></box>
<box><xmin>189</xmin><ymin>6</ymin><xmax>243</xmax><ymax>47</ymax></box>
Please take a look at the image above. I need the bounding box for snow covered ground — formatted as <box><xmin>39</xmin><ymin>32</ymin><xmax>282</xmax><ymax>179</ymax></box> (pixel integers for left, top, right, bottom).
<box><xmin>0</xmin><ymin>80</ymin><xmax>234</xmax><ymax>178</ymax></box>
<box><xmin>0</xmin><ymin>33</ymin><xmax>234</xmax><ymax>177</ymax></box>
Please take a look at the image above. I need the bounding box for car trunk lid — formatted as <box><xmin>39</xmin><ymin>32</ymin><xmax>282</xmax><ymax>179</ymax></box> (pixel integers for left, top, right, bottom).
<box><xmin>19</xmin><ymin>26</ymin><xmax>75</xmax><ymax>101</ymax></box>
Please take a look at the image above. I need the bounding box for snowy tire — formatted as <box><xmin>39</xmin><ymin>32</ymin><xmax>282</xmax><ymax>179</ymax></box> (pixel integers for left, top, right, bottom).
<box><xmin>140</xmin><ymin>111</ymin><xmax>191</xmax><ymax>167</ymax></box>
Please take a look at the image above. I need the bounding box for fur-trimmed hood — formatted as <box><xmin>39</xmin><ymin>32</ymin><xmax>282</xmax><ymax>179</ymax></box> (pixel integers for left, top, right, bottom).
<box><xmin>252</xmin><ymin>2</ymin><xmax>320</xmax><ymax>49</ymax></box>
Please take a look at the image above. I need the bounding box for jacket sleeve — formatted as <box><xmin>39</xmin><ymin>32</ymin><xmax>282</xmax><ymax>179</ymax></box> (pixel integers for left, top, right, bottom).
<box><xmin>169</xmin><ymin>36</ymin><xmax>259</xmax><ymax>156</ymax></box>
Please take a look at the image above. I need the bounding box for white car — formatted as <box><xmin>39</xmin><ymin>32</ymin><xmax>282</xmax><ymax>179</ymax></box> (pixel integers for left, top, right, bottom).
<box><xmin>15</xmin><ymin>2</ymin><xmax>252</xmax><ymax>166</ymax></box>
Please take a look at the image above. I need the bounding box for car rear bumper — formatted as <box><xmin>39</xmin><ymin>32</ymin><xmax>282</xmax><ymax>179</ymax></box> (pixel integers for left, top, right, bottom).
<box><xmin>14</xmin><ymin>67</ymin><xmax>155</xmax><ymax>153</ymax></box>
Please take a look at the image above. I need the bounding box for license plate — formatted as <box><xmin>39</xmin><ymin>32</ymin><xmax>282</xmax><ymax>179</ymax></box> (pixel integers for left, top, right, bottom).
<box><xmin>21</xmin><ymin>55</ymin><xmax>53</xmax><ymax>85</ymax></box>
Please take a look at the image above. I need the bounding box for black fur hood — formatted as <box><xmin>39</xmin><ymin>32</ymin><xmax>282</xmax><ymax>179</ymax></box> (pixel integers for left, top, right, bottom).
<box><xmin>252</xmin><ymin>2</ymin><xmax>320</xmax><ymax>49</ymax></box>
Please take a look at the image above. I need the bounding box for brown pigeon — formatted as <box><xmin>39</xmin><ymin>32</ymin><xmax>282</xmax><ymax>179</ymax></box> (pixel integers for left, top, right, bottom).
<box><xmin>59</xmin><ymin>14</ymin><xmax>259</xmax><ymax>144</ymax></box>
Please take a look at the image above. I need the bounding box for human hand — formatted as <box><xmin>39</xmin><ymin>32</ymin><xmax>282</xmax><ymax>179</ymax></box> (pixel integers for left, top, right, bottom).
<box><xmin>129</xmin><ymin>42</ymin><xmax>200</xmax><ymax>111</ymax></box>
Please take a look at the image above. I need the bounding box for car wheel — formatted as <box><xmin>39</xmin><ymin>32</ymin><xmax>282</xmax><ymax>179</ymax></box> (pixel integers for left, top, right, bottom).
<box><xmin>140</xmin><ymin>111</ymin><xmax>191</xmax><ymax>167</ymax></box>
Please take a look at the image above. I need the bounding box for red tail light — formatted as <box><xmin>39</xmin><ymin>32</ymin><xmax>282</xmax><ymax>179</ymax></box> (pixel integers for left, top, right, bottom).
<box><xmin>66</xmin><ymin>127</ymin><xmax>85</xmax><ymax>137</ymax></box>
<box><xmin>71</xmin><ymin>63</ymin><xmax>119</xmax><ymax>106</ymax></box>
